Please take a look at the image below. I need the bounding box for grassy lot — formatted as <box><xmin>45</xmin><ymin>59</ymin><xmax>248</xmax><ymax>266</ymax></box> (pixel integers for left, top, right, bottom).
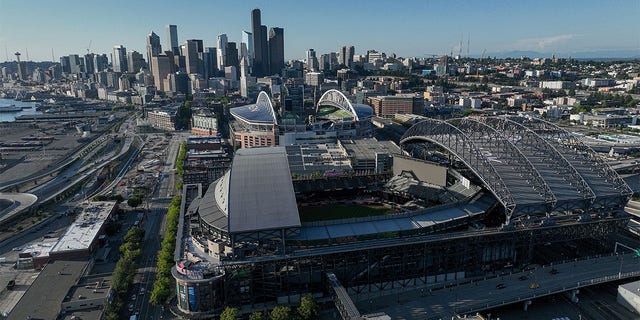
<box><xmin>298</xmin><ymin>204</ymin><xmax>394</xmax><ymax>222</ymax></box>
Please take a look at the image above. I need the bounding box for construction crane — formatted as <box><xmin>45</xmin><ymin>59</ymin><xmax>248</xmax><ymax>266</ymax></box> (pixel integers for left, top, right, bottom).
<box><xmin>86</xmin><ymin>40</ymin><xmax>92</xmax><ymax>54</ymax></box>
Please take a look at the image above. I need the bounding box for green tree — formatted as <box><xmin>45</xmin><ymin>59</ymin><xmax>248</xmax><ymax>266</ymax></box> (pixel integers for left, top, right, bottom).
<box><xmin>150</xmin><ymin>194</ymin><xmax>182</xmax><ymax>305</ymax></box>
<box><xmin>149</xmin><ymin>276</ymin><xmax>171</xmax><ymax>304</ymax></box>
<box><xmin>220</xmin><ymin>307</ymin><xmax>239</xmax><ymax>320</ymax></box>
<box><xmin>269</xmin><ymin>305</ymin><xmax>292</xmax><ymax>320</ymax></box>
<box><xmin>249</xmin><ymin>312</ymin><xmax>264</xmax><ymax>320</ymax></box>
<box><xmin>109</xmin><ymin>194</ymin><xmax>124</xmax><ymax>202</ymax></box>
<box><xmin>93</xmin><ymin>195</ymin><xmax>107</xmax><ymax>201</ymax></box>
<box><xmin>297</xmin><ymin>294</ymin><xmax>319</xmax><ymax>320</ymax></box>
<box><xmin>176</xmin><ymin>102</ymin><xmax>193</xmax><ymax>130</ymax></box>
<box><xmin>127</xmin><ymin>195</ymin><xmax>142</xmax><ymax>207</ymax></box>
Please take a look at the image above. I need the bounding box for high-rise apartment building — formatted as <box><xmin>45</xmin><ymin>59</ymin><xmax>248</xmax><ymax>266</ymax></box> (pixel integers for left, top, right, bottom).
<box><xmin>127</xmin><ymin>51</ymin><xmax>145</xmax><ymax>73</ymax></box>
<box><xmin>339</xmin><ymin>46</ymin><xmax>355</xmax><ymax>68</ymax></box>
<box><xmin>59</xmin><ymin>56</ymin><xmax>71</xmax><ymax>74</ymax></box>
<box><xmin>68</xmin><ymin>54</ymin><xmax>84</xmax><ymax>74</ymax></box>
<box><xmin>268</xmin><ymin>27</ymin><xmax>284</xmax><ymax>76</ymax></box>
<box><xmin>93</xmin><ymin>54</ymin><xmax>109</xmax><ymax>73</ymax></box>
<box><xmin>84</xmin><ymin>53</ymin><xmax>95</xmax><ymax>74</ymax></box>
<box><xmin>112</xmin><ymin>45</ymin><xmax>128</xmax><ymax>73</ymax></box>
<box><xmin>306</xmin><ymin>49</ymin><xmax>318</xmax><ymax>72</ymax></box>
<box><xmin>305</xmin><ymin>72</ymin><xmax>323</xmax><ymax>87</ymax></box>
<box><xmin>167</xmin><ymin>25</ymin><xmax>179</xmax><ymax>55</ymax></box>
<box><xmin>319</xmin><ymin>54</ymin><xmax>329</xmax><ymax>71</ymax></box>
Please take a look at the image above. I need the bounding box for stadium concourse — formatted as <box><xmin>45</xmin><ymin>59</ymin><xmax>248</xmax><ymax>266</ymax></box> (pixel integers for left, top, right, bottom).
<box><xmin>170</xmin><ymin>115</ymin><xmax>632</xmax><ymax>317</ymax></box>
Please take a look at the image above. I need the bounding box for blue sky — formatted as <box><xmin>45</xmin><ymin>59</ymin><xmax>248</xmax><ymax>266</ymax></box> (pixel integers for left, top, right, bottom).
<box><xmin>0</xmin><ymin>0</ymin><xmax>638</xmax><ymax>62</ymax></box>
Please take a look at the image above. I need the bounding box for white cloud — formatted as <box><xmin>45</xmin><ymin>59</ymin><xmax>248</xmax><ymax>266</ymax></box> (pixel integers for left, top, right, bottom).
<box><xmin>514</xmin><ymin>34</ymin><xmax>575</xmax><ymax>51</ymax></box>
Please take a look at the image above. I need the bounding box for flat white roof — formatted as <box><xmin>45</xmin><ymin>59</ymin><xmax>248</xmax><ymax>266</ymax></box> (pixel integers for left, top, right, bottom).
<box><xmin>20</xmin><ymin>239</ymin><xmax>59</xmax><ymax>259</ymax></box>
<box><xmin>51</xmin><ymin>201</ymin><xmax>116</xmax><ymax>254</ymax></box>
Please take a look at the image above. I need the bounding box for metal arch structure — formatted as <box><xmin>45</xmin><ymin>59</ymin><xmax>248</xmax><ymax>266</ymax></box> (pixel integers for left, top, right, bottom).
<box><xmin>400</xmin><ymin>116</ymin><xmax>633</xmax><ymax>224</ymax></box>
<box><xmin>513</xmin><ymin>117</ymin><xmax>632</xmax><ymax>194</ymax></box>
<box><xmin>450</xmin><ymin>118</ymin><xmax>557</xmax><ymax>213</ymax></box>
<box><xmin>317</xmin><ymin>89</ymin><xmax>360</xmax><ymax>121</ymax></box>
<box><xmin>256</xmin><ymin>91</ymin><xmax>279</xmax><ymax>126</ymax></box>
<box><xmin>480</xmin><ymin>117</ymin><xmax>596</xmax><ymax>211</ymax></box>
<box><xmin>511</xmin><ymin>116</ymin><xmax>632</xmax><ymax>211</ymax></box>
<box><xmin>400</xmin><ymin>118</ymin><xmax>517</xmax><ymax>218</ymax></box>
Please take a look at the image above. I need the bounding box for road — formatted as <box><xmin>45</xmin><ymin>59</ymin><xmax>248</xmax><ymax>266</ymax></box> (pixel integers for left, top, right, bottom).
<box><xmin>128</xmin><ymin>132</ymin><xmax>188</xmax><ymax>319</ymax></box>
<box><xmin>18</xmin><ymin>116</ymin><xmax>139</xmax><ymax>206</ymax></box>
<box><xmin>354</xmin><ymin>252</ymin><xmax>640</xmax><ymax>319</ymax></box>
<box><xmin>157</xmin><ymin>132</ymin><xmax>188</xmax><ymax>199</ymax></box>
<box><xmin>128</xmin><ymin>205</ymin><xmax>166</xmax><ymax>319</ymax></box>
<box><xmin>0</xmin><ymin>123</ymin><xmax>185</xmax><ymax>319</ymax></box>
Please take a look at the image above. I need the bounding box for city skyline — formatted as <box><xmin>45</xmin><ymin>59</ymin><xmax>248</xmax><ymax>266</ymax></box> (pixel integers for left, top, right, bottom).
<box><xmin>0</xmin><ymin>0</ymin><xmax>639</xmax><ymax>62</ymax></box>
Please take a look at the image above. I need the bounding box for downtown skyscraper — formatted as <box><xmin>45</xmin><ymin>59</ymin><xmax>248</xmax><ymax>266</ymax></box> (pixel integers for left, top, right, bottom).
<box><xmin>241</xmin><ymin>31</ymin><xmax>253</xmax><ymax>69</ymax></box>
<box><xmin>268</xmin><ymin>27</ymin><xmax>284</xmax><ymax>76</ymax></box>
<box><xmin>216</xmin><ymin>34</ymin><xmax>227</xmax><ymax>73</ymax></box>
<box><xmin>167</xmin><ymin>24</ymin><xmax>179</xmax><ymax>55</ymax></box>
<box><xmin>112</xmin><ymin>45</ymin><xmax>128</xmax><ymax>73</ymax></box>
<box><xmin>146</xmin><ymin>32</ymin><xmax>162</xmax><ymax>74</ymax></box>
<box><xmin>183</xmin><ymin>39</ymin><xmax>203</xmax><ymax>75</ymax></box>
<box><xmin>251</xmin><ymin>8</ymin><xmax>269</xmax><ymax>77</ymax></box>
<box><xmin>306</xmin><ymin>48</ymin><xmax>318</xmax><ymax>72</ymax></box>
<box><xmin>339</xmin><ymin>45</ymin><xmax>355</xmax><ymax>68</ymax></box>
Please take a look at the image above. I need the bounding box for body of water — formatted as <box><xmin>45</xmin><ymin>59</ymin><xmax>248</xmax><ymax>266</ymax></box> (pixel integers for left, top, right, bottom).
<box><xmin>0</xmin><ymin>99</ymin><xmax>42</xmax><ymax>122</ymax></box>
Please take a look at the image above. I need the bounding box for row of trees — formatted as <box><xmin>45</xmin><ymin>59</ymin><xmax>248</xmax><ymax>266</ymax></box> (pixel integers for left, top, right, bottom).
<box><xmin>103</xmin><ymin>227</ymin><xmax>145</xmax><ymax>320</ymax></box>
<box><xmin>175</xmin><ymin>142</ymin><xmax>187</xmax><ymax>178</ymax></box>
<box><xmin>148</xmin><ymin>140</ymin><xmax>187</xmax><ymax>304</ymax></box>
<box><xmin>149</xmin><ymin>195</ymin><xmax>181</xmax><ymax>304</ymax></box>
<box><xmin>93</xmin><ymin>194</ymin><xmax>124</xmax><ymax>202</ymax></box>
<box><xmin>220</xmin><ymin>294</ymin><xmax>319</xmax><ymax>320</ymax></box>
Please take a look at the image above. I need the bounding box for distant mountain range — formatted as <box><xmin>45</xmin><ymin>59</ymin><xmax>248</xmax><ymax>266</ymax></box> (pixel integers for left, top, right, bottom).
<box><xmin>470</xmin><ymin>49</ymin><xmax>640</xmax><ymax>60</ymax></box>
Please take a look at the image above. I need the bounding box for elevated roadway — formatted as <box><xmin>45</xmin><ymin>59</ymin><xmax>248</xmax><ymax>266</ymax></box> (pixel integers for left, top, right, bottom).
<box><xmin>0</xmin><ymin>133</ymin><xmax>111</xmax><ymax>192</ymax></box>
<box><xmin>353</xmin><ymin>252</ymin><xmax>640</xmax><ymax>319</ymax></box>
<box><xmin>0</xmin><ymin>193</ymin><xmax>37</xmax><ymax>224</ymax></box>
<box><xmin>0</xmin><ymin>115</ymin><xmax>132</xmax><ymax>193</ymax></box>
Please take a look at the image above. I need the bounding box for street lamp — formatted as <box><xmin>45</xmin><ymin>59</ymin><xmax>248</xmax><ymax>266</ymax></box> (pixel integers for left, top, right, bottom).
<box><xmin>619</xmin><ymin>254</ymin><xmax>624</xmax><ymax>278</ymax></box>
